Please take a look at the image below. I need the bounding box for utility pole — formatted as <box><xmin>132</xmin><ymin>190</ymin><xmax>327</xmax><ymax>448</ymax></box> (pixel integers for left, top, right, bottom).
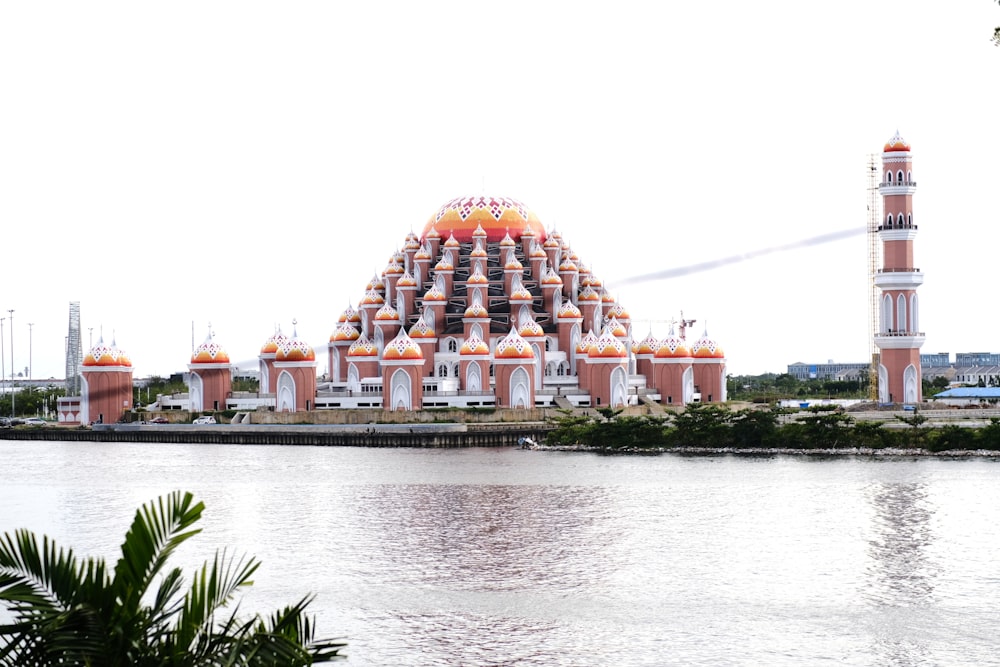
<box><xmin>0</xmin><ymin>317</ymin><xmax>5</xmax><ymax>401</ymax></box>
<box><xmin>28</xmin><ymin>323</ymin><xmax>33</xmax><ymax>382</ymax></box>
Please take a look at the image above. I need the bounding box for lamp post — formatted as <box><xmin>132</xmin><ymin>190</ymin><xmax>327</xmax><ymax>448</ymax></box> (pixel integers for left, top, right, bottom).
<box><xmin>8</xmin><ymin>309</ymin><xmax>13</xmax><ymax>417</ymax></box>
<box><xmin>0</xmin><ymin>317</ymin><xmax>5</xmax><ymax>401</ymax></box>
<box><xmin>28</xmin><ymin>323</ymin><xmax>33</xmax><ymax>382</ymax></box>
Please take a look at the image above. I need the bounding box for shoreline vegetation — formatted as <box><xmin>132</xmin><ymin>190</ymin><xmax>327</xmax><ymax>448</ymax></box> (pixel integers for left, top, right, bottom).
<box><xmin>540</xmin><ymin>404</ymin><xmax>1000</xmax><ymax>455</ymax></box>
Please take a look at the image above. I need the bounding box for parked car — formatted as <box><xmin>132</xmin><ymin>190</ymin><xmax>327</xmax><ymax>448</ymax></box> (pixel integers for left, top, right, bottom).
<box><xmin>0</xmin><ymin>417</ymin><xmax>10</xmax><ymax>428</ymax></box>
<box><xmin>23</xmin><ymin>417</ymin><xmax>46</xmax><ymax>426</ymax></box>
<box><xmin>148</xmin><ymin>416</ymin><xmax>169</xmax><ymax>424</ymax></box>
<box><xmin>192</xmin><ymin>416</ymin><xmax>217</xmax><ymax>425</ymax></box>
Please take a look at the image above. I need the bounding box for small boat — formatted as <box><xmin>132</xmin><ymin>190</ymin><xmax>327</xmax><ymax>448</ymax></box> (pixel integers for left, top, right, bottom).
<box><xmin>518</xmin><ymin>436</ymin><xmax>538</xmax><ymax>449</ymax></box>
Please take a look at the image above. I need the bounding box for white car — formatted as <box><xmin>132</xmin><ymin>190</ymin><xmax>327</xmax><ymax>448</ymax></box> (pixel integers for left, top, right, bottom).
<box><xmin>23</xmin><ymin>417</ymin><xmax>46</xmax><ymax>426</ymax></box>
<box><xmin>192</xmin><ymin>416</ymin><xmax>217</xmax><ymax>425</ymax></box>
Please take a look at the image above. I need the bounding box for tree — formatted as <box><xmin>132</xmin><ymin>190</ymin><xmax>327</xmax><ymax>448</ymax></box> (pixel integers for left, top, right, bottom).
<box><xmin>0</xmin><ymin>491</ymin><xmax>345</xmax><ymax>665</ymax></box>
<box><xmin>995</xmin><ymin>1</ymin><xmax>1000</xmax><ymax>46</ymax></box>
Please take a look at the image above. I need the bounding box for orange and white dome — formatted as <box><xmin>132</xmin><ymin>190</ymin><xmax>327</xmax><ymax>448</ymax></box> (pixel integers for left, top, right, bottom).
<box><xmin>260</xmin><ymin>329</ymin><xmax>289</xmax><ymax>354</ymax></box>
<box><xmin>374</xmin><ymin>304</ymin><xmax>400</xmax><ymax>321</ymax></box>
<box><xmin>557</xmin><ymin>301</ymin><xmax>582</xmax><ymax>319</ymax></box>
<box><xmin>382</xmin><ymin>331</ymin><xmax>423</xmax><ymax>361</ymax></box>
<box><xmin>444</xmin><ymin>234</ymin><xmax>461</xmax><ymax>249</ymax></box>
<box><xmin>347</xmin><ymin>334</ymin><xmax>379</xmax><ymax>357</ymax></box>
<box><xmin>691</xmin><ymin>330</ymin><xmax>724</xmax><ymax>359</ymax></box>
<box><xmin>435</xmin><ymin>256</ymin><xmax>455</xmax><ymax>271</ymax></box>
<box><xmin>331</xmin><ymin>322</ymin><xmax>361</xmax><ymax>342</ymax></box>
<box><xmin>633</xmin><ymin>332</ymin><xmax>659</xmax><ymax>356</ymax></box>
<box><xmin>578</xmin><ymin>286</ymin><xmax>600</xmax><ymax>302</ymax></box>
<box><xmin>590</xmin><ymin>329</ymin><xmax>627</xmax><ymax>358</ymax></box>
<box><xmin>191</xmin><ymin>332</ymin><xmax>230</xmax><ymax>364</ymax></box>
<box><xmin>495</xmin><ymin>328</ymin><xmax>535</xmax><ymax>359</ymax></box>
<box><xmin>606</xmin><ymin>303</ymin><xmax>630</xmax><ymax>321</ymax></box>
<box><xmin>576</xmin><ymin>330</ymin><xmax>598</xmax><ymax>355</ymax></box>
<box><xmin>518</xmin><ymin>317</ymin><xmax>545</xmax><ymax>338</ymax></box>
<box><xmin>408</xmin><ymin>316</ymin><xmax>436</xmax><ymax>339</ymax></box>
<box><xmin>365</xmin><ymin>274</ymin><xmax>385</xmax><ymax>291</ymax></box>
<box><xmin>464</xmin><ymin>301</ymin><xmax>490</xmax><ymax>318</ymax></box>
<box><xmin>83</xmin><ymin>336</ymin><xmax>132</xmax><ymax>367</ymax></box>
<box><xmin>655</xmin><ymin>329</ymin><xmax>691</xmax><ymax>358</ymax></box>
<box><xmin>423</xmin><ymin>196</ymin><xmax>546</xmax><ymax>244</ymax></box>
<box><xmin>467</xmin><ymin>266</ymin><xmax>490</xmax><ymax>284</ymax></box>
<box><xmin>397</xmin><ymin>271</ymin><xmax>417</xmax><ymax>288</ymax></box>
<box><xmin>422</xmin><ymin>285</ymin><xmax>447</xmax><ymax>302</ymax></box>
<box><xmin>499</xmin><ymin>232</ymin><xmax>516</xmax><ymax>248</ymax></box>
<box><xmin>361</xmin><ymin>289</ymin><xmax>384</xmax><ymax>306</ymax></box>
<box><xmin>509</xmin><ymin>284</ymin><xmax>533</xmax><ymax>302</ymax></box>
<box><xmin>884</xmin><ymin>130</ymin><xmax>911</xmax><ymax>153</ymax></box>
<box><xmin>604</xmin><ymin>317</ymin><xmax>628</xmax><ymax>338</ymax></box>
<box><xmin>460</xmin><ymin>333</ymin><xmax>490</xmax><ymax>356</ymax></box>
<box><xmin>504</xmin><ymin>254</ymin><xmax>523</xmax><ymax>271</ymax></box>
<box><xmin>276</xmin><ymin>330</ymin><xmax>316</xmax><ymax>362</ymax></box>
<box><xmin>542</xmin><ymin>268</ymin><xmax>563</xmax><ymax>285</ymax></box>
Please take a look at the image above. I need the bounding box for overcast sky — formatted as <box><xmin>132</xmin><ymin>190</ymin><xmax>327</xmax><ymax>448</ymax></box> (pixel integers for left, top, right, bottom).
<box><xmin>2</xmin><ymin>1</ymin><xmax>997</xmax><ymax>381</ymax></box>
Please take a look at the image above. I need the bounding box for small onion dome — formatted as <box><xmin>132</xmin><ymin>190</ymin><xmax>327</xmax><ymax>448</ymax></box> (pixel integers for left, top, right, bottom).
<box><xmin>444</xmin><ymin>234</ymin><xmax>461</xmax><ymax>248</ymax></box>
<box><xmin>495</xmin><ymin>328</ymin><xmax>535</xmax><ymax>359</ymax></box>
<box><xmin>347</xmin><ymin>334</ymin><xmax>378</xmax><ymax>357</ymax></box>
<box><xmin>331</xmin><ymin>322</ymin><xmax>360</xmax><ymax>342</ymax></box>
<box><xmin>467</xmin><ymin>266</ymin><xmax>490</xmax><ymax>284</ymax></box>
<box><xmin>405</xmin><ymin>230</ymin><xmax>419</xmax><ymax>242</ymax></box>
<box><xmin>391</xmin><ymin>249</ymin><xmax>405</xmax><ymax>263</ymax></box>
<box><xmin>366</xmin><ymin>273</ymin><xmax>385</xmax><ymax>291</ymax></box>
<box><xmin>557</xmin><ymin>301</ymin><xmax>582</xmax><ymax>319</ymax></box>
<box><xmin>374</xmin><ymin>304</ymin><xmax>400</xmax><ymax>321</ymax></box>
<box><xmin>530</xmin><ymin>243</ymin><xmax>547</xmax><ymax>259</ymax></box>
<box><xmin>504</xmin><ymin>254</ymin><xmax>523</xmax><ymax>271</ymax></box>
<box><xmin>633</xmin><ymin>332</ymin><xmax>659</xmax><ymax>355</ymax></box>
<box><xmin>426</xmin><ymin>226</ymin><xmax>441</xmax><ymax>240</ymax></box>
<box><xmin>191</xmin><ymin>334</ymin><xmax>230</xmax><ymax>364</ymax></box>
<box><xmin>464</xmin><ymin>301</ymin><xmax>490</xmax><ymax>318</ymax></box>
<box><xmin>499</xmin><ymin>232</ymin><xmax>516</xmax><ymax>248</ymax></box>
<box><xmin>460</xmin><ymin>333</ymin><xmax>490</xmax><ymax>356</ymax></box>
<box><xmin>361</xmin><ymin>289</ymin><xmax>384</xmax><ymax>306</ymax></box>
<box><xmin>404</xmin><ymin>237</ymin><xmax>421</xmax><ymax>251</ymax></box>
<box><xmin>518</xmin><ymin>318</ymin><xmax>545</xmax><ymax>338</ymax></box>
<box><xmin>606</xmin><ymin>303</ymin><xmax>630</xmax><ymax>320</ymax></box>
<box><xmin>543</xmin><ymin>235</ymin><xmax>560</xmax><ymax>249</ymax></box>
<box><xmin>604</xmin><ymin>316</ymin><xmax>628</xmax><ymax>338</ymax></box>
<box><xmin>691</xmin><ymin>331</ymin><xmax>725</xmax><ymax>358</ymax></box>
<box><xmin>472</xmin><ymin>223</ymin><xmax>488</xmax><ymax>239</ymax></box>
<box><xmin>576</xmin><ymin>330</ymin><xmax>598</xmax><ymax>355</ymax></box>
<box><xmin>260</xmin><ymin>330</ymin><xmax>289</xmax><ymax>354</ymax></box>
<box><xmin>509</xmin><ymin>284</ymin><xmax>533</xmax><ymax>302</ymax></box>
<box><xmin>569</xmin><ymin>250</ymin><xmax>580</xmax><ymax>263</ymax></box>
<box><xmin>422</xmin><ymin>285</ymin><xmax>447</xmax><ymax>302</ymax></box>
<box><xmin>414</xmin><ymin>246</ymin><xmax>432</xmax><ymax>261</ymax></box>
<box><xmin>470</xmin><ymin>244</ymin><xmax>488</xmax><ymax>258</ymax></box>
<box><xmin>655</xmin><ymin>330</ymin><xmax>691</xmax><ymax>358</ymax></box>
<box><xmin>384</xmin><ymin>261</ymin><xmax>405</xmax><ymax>275</ymax></box>
<box><xmin>577</xmin><ymin>262</ymin><xmax>590</xmax><ymax>277</ymax></box>
<box><xmin>396</xmin><ymin>271</ymin><xmax>417</xmax><ymax>288</ymax></box>
<box><xmin>577</xmin><ymin>286</ymin><xmax>601</xmax><ymax>302</ymax></box>
<box><xmin>521</xmin><ymin>225</ymin><xmax>535</xmax><ymax>239</ymax></box>
<box><xmin>601</xmin><ymin>291</ymin><xmax>616</xmax><ymax>305</ymax></box>
<box><xmin>276</xmin><ymin>335</ymin><xmax>316</xmax><ymax>362</ymax></box>
<box><xmin>382</xmin><ymin>330</ymin><xmax>423</xmax><ymax>360</ymax></box>
<box><xmin>408</xmin><ymin>316</ymin><xmax>436</xmax><ymax>339</ymax></box>
<box><xmin>337</xmin><ymin>304</ymin><xmax>361</xmax><ymax>324</ymax></box>
<box><xmin>559</xmin><ymin>258</ymin><xmax>578</xmax><ymax>272</ymax></box>
<box><xmin>589</xmin><ymin>276</ymin><xmax>604</xmax><ymax>290</ymax></box>
<box><xmin>884</xmin><ymin>130</ymin><xmax>911</xmax><ymax>153</ymax></box>
<box><xmin>541</xmin><ymin>268</ymin><xmax>563</xmax><ymax>285</ymax></box>
<box><xmin>84</xmin><ymin>336</ymin><xmax>132</xmax><ymax>367</ymax></box>
<box><xmin>589</xmin><ymin>330</ymin><xmax>627</xmax><ymax>359</ymax></box>
<box><xmin>434</xmin><ymin>257</ymin><xmax>454</xmax><ymax>271</ymax></box>
<box><xmin>550</xmin><ymin>230</ymin><xmax>563</xmax><ymax>242</ymax></box>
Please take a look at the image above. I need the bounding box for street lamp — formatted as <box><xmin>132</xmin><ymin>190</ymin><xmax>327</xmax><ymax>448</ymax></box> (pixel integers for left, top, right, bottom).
<box><xmin>28</xmin><ymin>323</ymin><xmax>33</xmax><ymax>382</ymax></box>
<box><xmin>0</xmin><ymin>317</ymin><xmax>5</xmax><ymax>400</ymax></box>
<box><xmin>8</xmin><ymin>309</ymin><xmax>13</xmax><ymax>417</ymax></box>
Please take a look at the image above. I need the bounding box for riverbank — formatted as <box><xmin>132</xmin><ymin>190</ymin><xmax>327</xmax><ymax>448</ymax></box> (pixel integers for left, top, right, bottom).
<box><xmin>528</xmin><ymin>443</ymin><xmax>1000</xmax><ymax>457</ymax></box>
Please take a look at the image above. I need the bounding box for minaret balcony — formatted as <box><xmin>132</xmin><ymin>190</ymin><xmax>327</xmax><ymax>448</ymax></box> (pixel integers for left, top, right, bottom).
<box><xmin>874</xmin><ymin>332</ymin><xmax>926</xmax><ymax>350</ymax></box>
<box><xmin>874</xmin><ymin>269</ymin><xmax>923</xmax><ymax>289</ymax></box>
<box><xmin>877</xmin><ymin>227</ymin><xmax>918</xmax><ymax>242</ymax></box>
<box><xmin>879</xmin><ymin>182</ymin><xmax>917</xmax><ymax>195</ymax></box>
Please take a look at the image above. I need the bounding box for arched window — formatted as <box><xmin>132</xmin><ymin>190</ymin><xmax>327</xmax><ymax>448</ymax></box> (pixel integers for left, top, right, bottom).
<box><xmin>906</xmin><ymin>170</ymin><xmax>912</xmax><ymax>183</ymax></box>
<box><xmin>882</xmin><ymin>294</ymin><xmax>893</xmax><ymax>333</ymax></box>
<box><xmin>896</xmin><ymin>294</ymin><xmax>907</xmax><ymax>334</ymax></box>
<box><xmin>544</xmin><ymin>363</ymin><xmax>554</xmax><ymax>377</ymax></box>
<box><xmin>910</xmin><ymin>294</ymin><xmax>919</xmax><ymax>333</ymax></box>
<box><xmin>447</xmin><ymin>338</ymin><xmax>458</xmax><ymax>353</ymax></box>
<box><xmin>907</xmin><ymin>213</ymin><xmax>912</xmax><ymax>227</ymax></box>
<box><xmin>886</xmin><ymin>170</ymin><xmax>893</xmax><ymax>183</ymax></box>
<box><xmin>437</xmin><ymin>363</ymin><xmax>449</xmax><ymax>377</ymax></box>
<box><xmin>897</xmin><ymin>213</ymin><xmax>904</xmax><ymax>227</ymax></box>
<box><xmin>886</xmin><ymin>213</ymin><xmax>893</xmax><ymax>228</ymax></box>
<box><xmin>897</xmin><ymin>170</ymin><xmax>904</xmax><ymax>183</ymax></box>
<box><xmin>545</xmin><ymin>337</ymin><xmax>552</xmax><ymax>352</ymax></box>
<box><xmin>471</xmin><ymin>323</ymin><xmax>483</xmax><ymax>340</ymax></box>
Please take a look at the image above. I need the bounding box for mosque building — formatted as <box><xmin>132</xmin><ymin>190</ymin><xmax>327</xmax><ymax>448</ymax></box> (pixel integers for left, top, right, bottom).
<box><xmin>60</xmin><ymin>195</ymin><xmax>727</xmax><ymax>421</ymax></box>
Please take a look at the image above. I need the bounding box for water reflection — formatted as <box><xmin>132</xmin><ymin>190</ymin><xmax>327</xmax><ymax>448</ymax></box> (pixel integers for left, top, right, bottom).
<box><xmin>863</xmin><ymin>481</ymin><xmax>938</xmax><ymax>667</ymax></box>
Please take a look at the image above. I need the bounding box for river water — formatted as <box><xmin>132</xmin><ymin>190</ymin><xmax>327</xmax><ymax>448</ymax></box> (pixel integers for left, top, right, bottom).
<box><xmin>1</xmin><ymin>441</ymin><xmax>999</xmax><ymax>666</ymax></box>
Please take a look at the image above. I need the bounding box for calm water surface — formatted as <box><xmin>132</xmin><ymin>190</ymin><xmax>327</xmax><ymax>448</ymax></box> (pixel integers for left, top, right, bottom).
<box><xmin>2</xmin><ymin>441</ymin><xmax>999</xmax><ymax>666</ymax></box>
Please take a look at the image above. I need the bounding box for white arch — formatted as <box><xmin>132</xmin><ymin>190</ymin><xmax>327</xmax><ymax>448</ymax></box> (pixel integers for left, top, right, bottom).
<box><xmin>347</xmin><ymin>363</ymin><xmax>360</xmax><ymax>392</ymax></box>
<box><xmin>896</xmin><ymin>294</ymin><xmax>907</xmax><ymax>334</ymax></box>
<box><xmin>682</xmin><ymin>366</ymin><xmax>695</xmax><ymax>405</ymax></box>
<box><xmin>331</xmin><ymin>350</ymin><xmax>340</xmax><ymax>382</ymax></box>
<box><xmin>570</xmin><ymin>324</ymin><xmax>581</xmax><ymax>375</ymax></box>
<box><xmin>467</xmin><ymin>363</ymin><xmax>482</xmax><ymax>392</ymax></box>
<box><xmin>471</xmin><ymin>323</ymin><xmax>483</xmax><ymax>340</ymax></box>
<box><xmin>396</xmin><ymin>292</ymin><xmax>405</xmax><ymax>321</ymax></box>
<box><xmin>610</xmin><ymin>366</ymin><xmax>627</xmax><ymax>407</ymax></box>
<box><xmin>391</xmin><ymin>368</ymin><xmax>412</xmax><ymax>410</ymax></box>
<box><xmin>519</xmin><ymin>304</ymin><xmax>532</xmax><ymax>328</ymax></box>
<box><xmin>882</xmin><ymin>294</ymin><xmax>893</xmax><ymax>332</ymax></box>
<box><xmin>910</xmin><ymin>294</ymin><xmax>919</xmax><ymax>333</ymax></box>
<box><xmin>374</xmin><ymin>327</ymin><xmax>384</xmax><ymax>355</ymax></box>
<box><xmin>188</xmin><ymin>372</ymin><xmax>204</xmax><ymax>412</ymax></box>
<box><xmin>277</xmin><ymin>370</ymin><xmax>296</xmax><ymax>412</ymax></box>
<box><xmin>878</xmin><ymin>364</ymin><xmax>889</xmax><ymax>403</ymax></box>
<box><xmin>424</xmin><ymin>306</ymin><xmax>435</xmax><ymax>330</ymax></box>
<box><xmin>510</xmin><ymin>367</ymin><xmax>530</xmax><ymax>409</ymax></box>
<box><xmin>531</xmin><ymin>342</ymin><xmax>543</xmax><ymax>391</ymax></box>
<box><xmin>904</xmin><ymin>364</ymin><xmax>919</xmax><ymax>404</ymax></box>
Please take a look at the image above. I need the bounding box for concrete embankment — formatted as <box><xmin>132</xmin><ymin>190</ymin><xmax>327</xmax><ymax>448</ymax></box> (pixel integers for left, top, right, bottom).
<box><xmin>0</xmin><ymin>422</ymin><xmax>553</xmax><ymax>448</ymax></box>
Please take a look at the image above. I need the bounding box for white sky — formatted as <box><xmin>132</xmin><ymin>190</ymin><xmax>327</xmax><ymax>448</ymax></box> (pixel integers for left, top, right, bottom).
<box><xmin>2</xmin><ymin>1</ymin><xmax>997</xmax><ymax>381</ymax></box>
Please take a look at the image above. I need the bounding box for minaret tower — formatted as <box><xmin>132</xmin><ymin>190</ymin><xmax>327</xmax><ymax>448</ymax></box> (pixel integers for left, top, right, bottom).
<box><xmin>874</xmin><ymin>130</ymin><xmax>924</xmax><ymax>404</ymax></box>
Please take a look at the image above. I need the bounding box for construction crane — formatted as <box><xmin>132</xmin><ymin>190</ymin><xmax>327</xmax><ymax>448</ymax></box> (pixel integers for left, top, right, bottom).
<box><xmin>633</xmin><ymin>312</ymin><xmax>697</xmax><ymax>340</ymax></box>
<box><xmin>867</xmin><ymin>154</ymin><xmax>881</xmax><ymax>402</ymax></box>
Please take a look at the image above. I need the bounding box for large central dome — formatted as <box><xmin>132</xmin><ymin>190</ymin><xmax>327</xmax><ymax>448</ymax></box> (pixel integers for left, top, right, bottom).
<box><xmin>422</xmin><ymin>196</ymin><xmax>547</xmax><ymax>244</ymax></box>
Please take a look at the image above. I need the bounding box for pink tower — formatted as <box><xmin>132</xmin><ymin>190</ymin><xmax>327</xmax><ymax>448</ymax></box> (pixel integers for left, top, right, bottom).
<box><xmin>258</xmin><ymin>328</ymin><xmax>288</xmax><ymax>395</ymax></box>
<box><xmin>188</xmin><ymin>328</ymin><xmax>232</xmax><ymax>412</ymax></box>
<box><xmin>81</xmin><ymin>336</ymin><xmax>133</xmax><ymax>425</ymax></box>
<box><xmin>493</xmin><ymin>328</ymin><xmax>536</xmax><ymax>409</ymax></box>
<box><xmin>874</xmin><ymin>131</ymin><xmax>924</xmax><ymax>404</ymax></box>
<box><xmin>273</xmin><ymin>328</ymin><xmax>317</xmax><ymax>412</ymax></box>
<box><xmin>381</xmin><ymin>330</ymin><xmax>425</xmax><ymax>410</ymax></box>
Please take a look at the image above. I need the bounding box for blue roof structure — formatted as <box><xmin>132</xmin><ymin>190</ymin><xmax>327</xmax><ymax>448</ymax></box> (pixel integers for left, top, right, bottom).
<box><xmin>933</xmin><ymin>387</ymin><xmax>1000</xmax><ymax>399</ymax></box>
